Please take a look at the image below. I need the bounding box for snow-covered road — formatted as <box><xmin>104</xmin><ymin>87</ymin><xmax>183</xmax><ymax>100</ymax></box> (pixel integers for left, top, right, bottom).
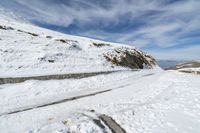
<box><xmin>0</xmin><ymin>70</ymin><xmax>200</xmax><ymax>133</ymax></box>
<box><xmin>0</xmin><ymin>70</ymin><xmax>153</xmax><ymax>116</ymax></box>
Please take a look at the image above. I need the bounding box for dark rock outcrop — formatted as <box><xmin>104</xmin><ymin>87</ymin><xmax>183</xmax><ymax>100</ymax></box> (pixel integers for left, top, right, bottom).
<box><xmin>0</xmin><ymin>25</ymin><xmax>14</xmax><ymax>30</ymax></box>
<box><xmin>92</xmin><ymin>42</ymin><xmax>111</xmax><ymax>47</ymax></box>
<box><xmin>17</xmin><ymin>29</ymin><xmax>38</xmax><ymax>36</ymax></box>
<box><xmin>104</xmin><ymin>47</ymin><xmax>156</xmax><ymax>69</ymax></box>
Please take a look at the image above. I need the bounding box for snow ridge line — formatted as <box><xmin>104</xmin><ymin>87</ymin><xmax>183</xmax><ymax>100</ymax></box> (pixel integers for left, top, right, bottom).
<box><xmin>0</xmin><ymin>70</ymin><xmax>132</xmax><ymax>85</ymax></box>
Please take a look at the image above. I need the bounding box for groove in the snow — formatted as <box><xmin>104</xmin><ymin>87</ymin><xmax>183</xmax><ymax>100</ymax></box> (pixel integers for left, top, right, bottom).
<box><xmin>0</xmin><ymin>89</ymin><xmax>112</xmax><ymax>117</ymax></box>
<box><xmin>0</xmin><ymin>72</ymin><xmax>153</xmax><ymax>117</ymax></box>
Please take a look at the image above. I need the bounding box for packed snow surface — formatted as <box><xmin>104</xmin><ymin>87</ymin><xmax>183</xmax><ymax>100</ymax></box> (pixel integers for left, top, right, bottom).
<box><xmin>0</xmin><ymin>70</ymin><xmax>200</xmax><ymax>133</ymax></box>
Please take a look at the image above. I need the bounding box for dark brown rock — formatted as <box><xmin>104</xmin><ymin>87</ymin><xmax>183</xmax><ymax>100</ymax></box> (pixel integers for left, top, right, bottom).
<box><xmin>92</xmin><ymin>42</ymin><xmax>110</xmax><ymax>47</ymax></box>
<box><xmin>0</xmin><ymin>25</ymin><xmax>14</xmax><ymax>30</ymax></box>
<box><xmin>104</xmin><ymin>47</ymin><xmax>156</xmax><ymax>69</ymax></box>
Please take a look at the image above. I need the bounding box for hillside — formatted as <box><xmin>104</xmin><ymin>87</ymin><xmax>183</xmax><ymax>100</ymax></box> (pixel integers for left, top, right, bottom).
<box><xmin>1</xmin><ymin>10</ymin><xmax>200</xmax><ymax>133</ymax></box>
<box><xmin>0</xmin><ymin>10</ymin><xmax>156</xmax><ymax>78</ymax></box>
<box><xmin>166</xmin><ymin>60</ymin><xmax>200</xmax><ymax>74</ymax></box>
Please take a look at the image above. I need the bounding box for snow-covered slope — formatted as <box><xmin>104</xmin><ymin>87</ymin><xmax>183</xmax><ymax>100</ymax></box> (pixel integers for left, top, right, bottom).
<box><xmin>167</xmin><ymin>60</ymin><xmax>200</xmax><ymax>74</ymax></box>
<box><xmin>1</xmin><ymin>10</ymin><xmax>200</xmax><ymax>133</ymax></box>
<box><xmin>0</xmin><ymin>10</ymin><xmax>157</xmax><ymax>77</ymax></box>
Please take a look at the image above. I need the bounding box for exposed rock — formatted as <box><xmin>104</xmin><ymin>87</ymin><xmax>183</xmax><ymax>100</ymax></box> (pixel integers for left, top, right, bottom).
<box><xmin>0</xmin><ymin>25</ymin><xmax>14</xmax><ymax>30</ymax></box>
<box><xmin>28</xmin><ymin>32</ymin><xmax>38</xmax><ymax>37</ymax></box>
<box><xmin>68</xmin><ymin>44</ymin><xmax>82</xmax><ymax>50</ymax></box>
<box><xmin>92</xmin><ymin>42</ymin><xmax>111</xmax><ymax>47</ymax></box>
<box><xmin>17</xmin><ymin>29</ymin><xmax>39</xmax><ymax>36</ymax></box>
<box><xmin>46</xmin><ymin>35</ymin><xmax>52</xmax><ymax>39</ymax></box>
<box><xmin>4</xmin><ymin>49</ymin><xmax>13</xmax><ymax>53</ymax></box>
<box><xmin>55</xmin><ymin>39</ymin><xmax>78</xmax><ymax>43</ymax></box>
<box><xmin>38</xmin><ymin>57</ymin><xmax>55</xmax><ymax>63</ymax></box>
<box><xmin>55</xmin><ymin>39</ymin><xmax>68</xmax><ymax>43</ymax></box>
<box><xmin>104</xmin><ymin>47</ymin><xmax>156</xmax><ymax>69</ymax></box>
<box><xmin>48</xmin><ymin>60</ymin><xmax>55</xmax><ymax>63</ymax></box>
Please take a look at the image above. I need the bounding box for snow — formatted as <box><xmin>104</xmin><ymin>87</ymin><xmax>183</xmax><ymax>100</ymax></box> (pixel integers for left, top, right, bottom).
<box><xmin>173</xmin><ymin>60</ymin><xmax>200</xmax><ymax>74</ymax></box>
<box><xmin>0</xmin><ymin>11</ymin><xmax>142</xmax><ymax>77</ymax></box>
<box><xmin>0</xmin><ymin>70</ymin><xmax>200</xmax><ymax>133</ymax></box>
<box><xmin>179</xmin><ymin>67</ymin><xmax>200</xmax><ymax>74</ymax></box>
<box><xmin>0</xmin><ymin>70</ymin><xmax>153</xmax><ymax>115</ymax></box>
<box><xmin>1</xmin><ymin>10</ymin><xmax>200</xmax><ymax>133</ymax></box>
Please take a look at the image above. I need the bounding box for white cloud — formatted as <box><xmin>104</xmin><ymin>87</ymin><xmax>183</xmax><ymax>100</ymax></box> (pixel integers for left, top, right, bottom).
<box><xmin>1</xmin><ymin>0</ymin><xmax>199</xmax><ymax>60</ymax></box>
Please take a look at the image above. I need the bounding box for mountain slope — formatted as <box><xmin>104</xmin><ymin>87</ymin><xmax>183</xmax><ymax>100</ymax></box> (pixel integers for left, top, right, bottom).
<box><xmin>1</xmin><ymin>10</ymin><xmax>200</xmax><ymax>133</ymax></box>
<box><xmin>0</xmin><ymin>11</ymin><xmax>157</xmax><ymax>78</ymax></box>
<box><xmin>167</xmin><ymin>60</ymin><xmax>200</xmax><ymax>74</ymax></box>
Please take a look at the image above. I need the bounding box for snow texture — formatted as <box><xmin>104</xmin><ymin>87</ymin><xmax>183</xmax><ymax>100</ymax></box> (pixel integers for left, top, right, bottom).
<box><xmin>0</xmin><ymin>10</ymin><xmax>200</xmax><ymax>133</ymax></box>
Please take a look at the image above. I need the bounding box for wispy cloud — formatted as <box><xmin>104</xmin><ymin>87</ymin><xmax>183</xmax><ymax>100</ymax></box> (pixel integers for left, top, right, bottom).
<box><xmin>146</xmin><ymin>44</ymin><xmax>200</xmax><ymax>60</ymax></box>
<box><xmin>0</xmin><ymin>0</ymin><xmax>199</xmax><ymax>60</ymax></box>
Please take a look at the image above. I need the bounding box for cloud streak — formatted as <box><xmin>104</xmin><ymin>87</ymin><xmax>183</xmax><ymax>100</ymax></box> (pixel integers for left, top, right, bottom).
<box><xmin>0</xmin><ymin>0</ymin><xmax>199</xmax><ymax>60</ymax></box>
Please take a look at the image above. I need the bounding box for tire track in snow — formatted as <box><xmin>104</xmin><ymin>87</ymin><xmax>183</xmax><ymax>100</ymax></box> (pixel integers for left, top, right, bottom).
<box><xmin>0</xmin><ymin>72</ymin><xmax>154</xmax><ymax>117</ymax></box>
<box><xmin>0</xmin><ymin>83</ymin><xmax>130</xmax><ymax>117</ymax></box>
<box><xmin>0</xmin><ymin>89</ymin><xmax>112</xmax><ymax>117</ymax></box>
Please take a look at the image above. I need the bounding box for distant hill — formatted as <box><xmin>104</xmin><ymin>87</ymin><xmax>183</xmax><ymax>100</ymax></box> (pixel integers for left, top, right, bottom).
<box><xmin>166</xmin><ymin>60</ymin><xmax>200</xmax><ymax>74</ymax></box>
<box><xmin>157</xmin><ymin>60</ymin><xmax>186</xmax><ymax>69</ymax></box>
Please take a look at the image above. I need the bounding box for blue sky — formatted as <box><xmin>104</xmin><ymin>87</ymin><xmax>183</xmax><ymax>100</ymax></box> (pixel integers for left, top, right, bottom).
<box><xmin>0</xmin><ymin>0</ymin><xmax>200</xmax><ymax>60</ymax></box>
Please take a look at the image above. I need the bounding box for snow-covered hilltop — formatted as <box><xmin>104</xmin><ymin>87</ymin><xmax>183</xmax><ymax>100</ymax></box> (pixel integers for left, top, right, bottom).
<box><xmin>167</xmin><ymin>60</ymin><xmax>200</xmax><ymax>74</ymax></box>
<box><xmin>0</xmin><ymin>10</ymin><xmax>156</xmax><ymax>78</ymax></box>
